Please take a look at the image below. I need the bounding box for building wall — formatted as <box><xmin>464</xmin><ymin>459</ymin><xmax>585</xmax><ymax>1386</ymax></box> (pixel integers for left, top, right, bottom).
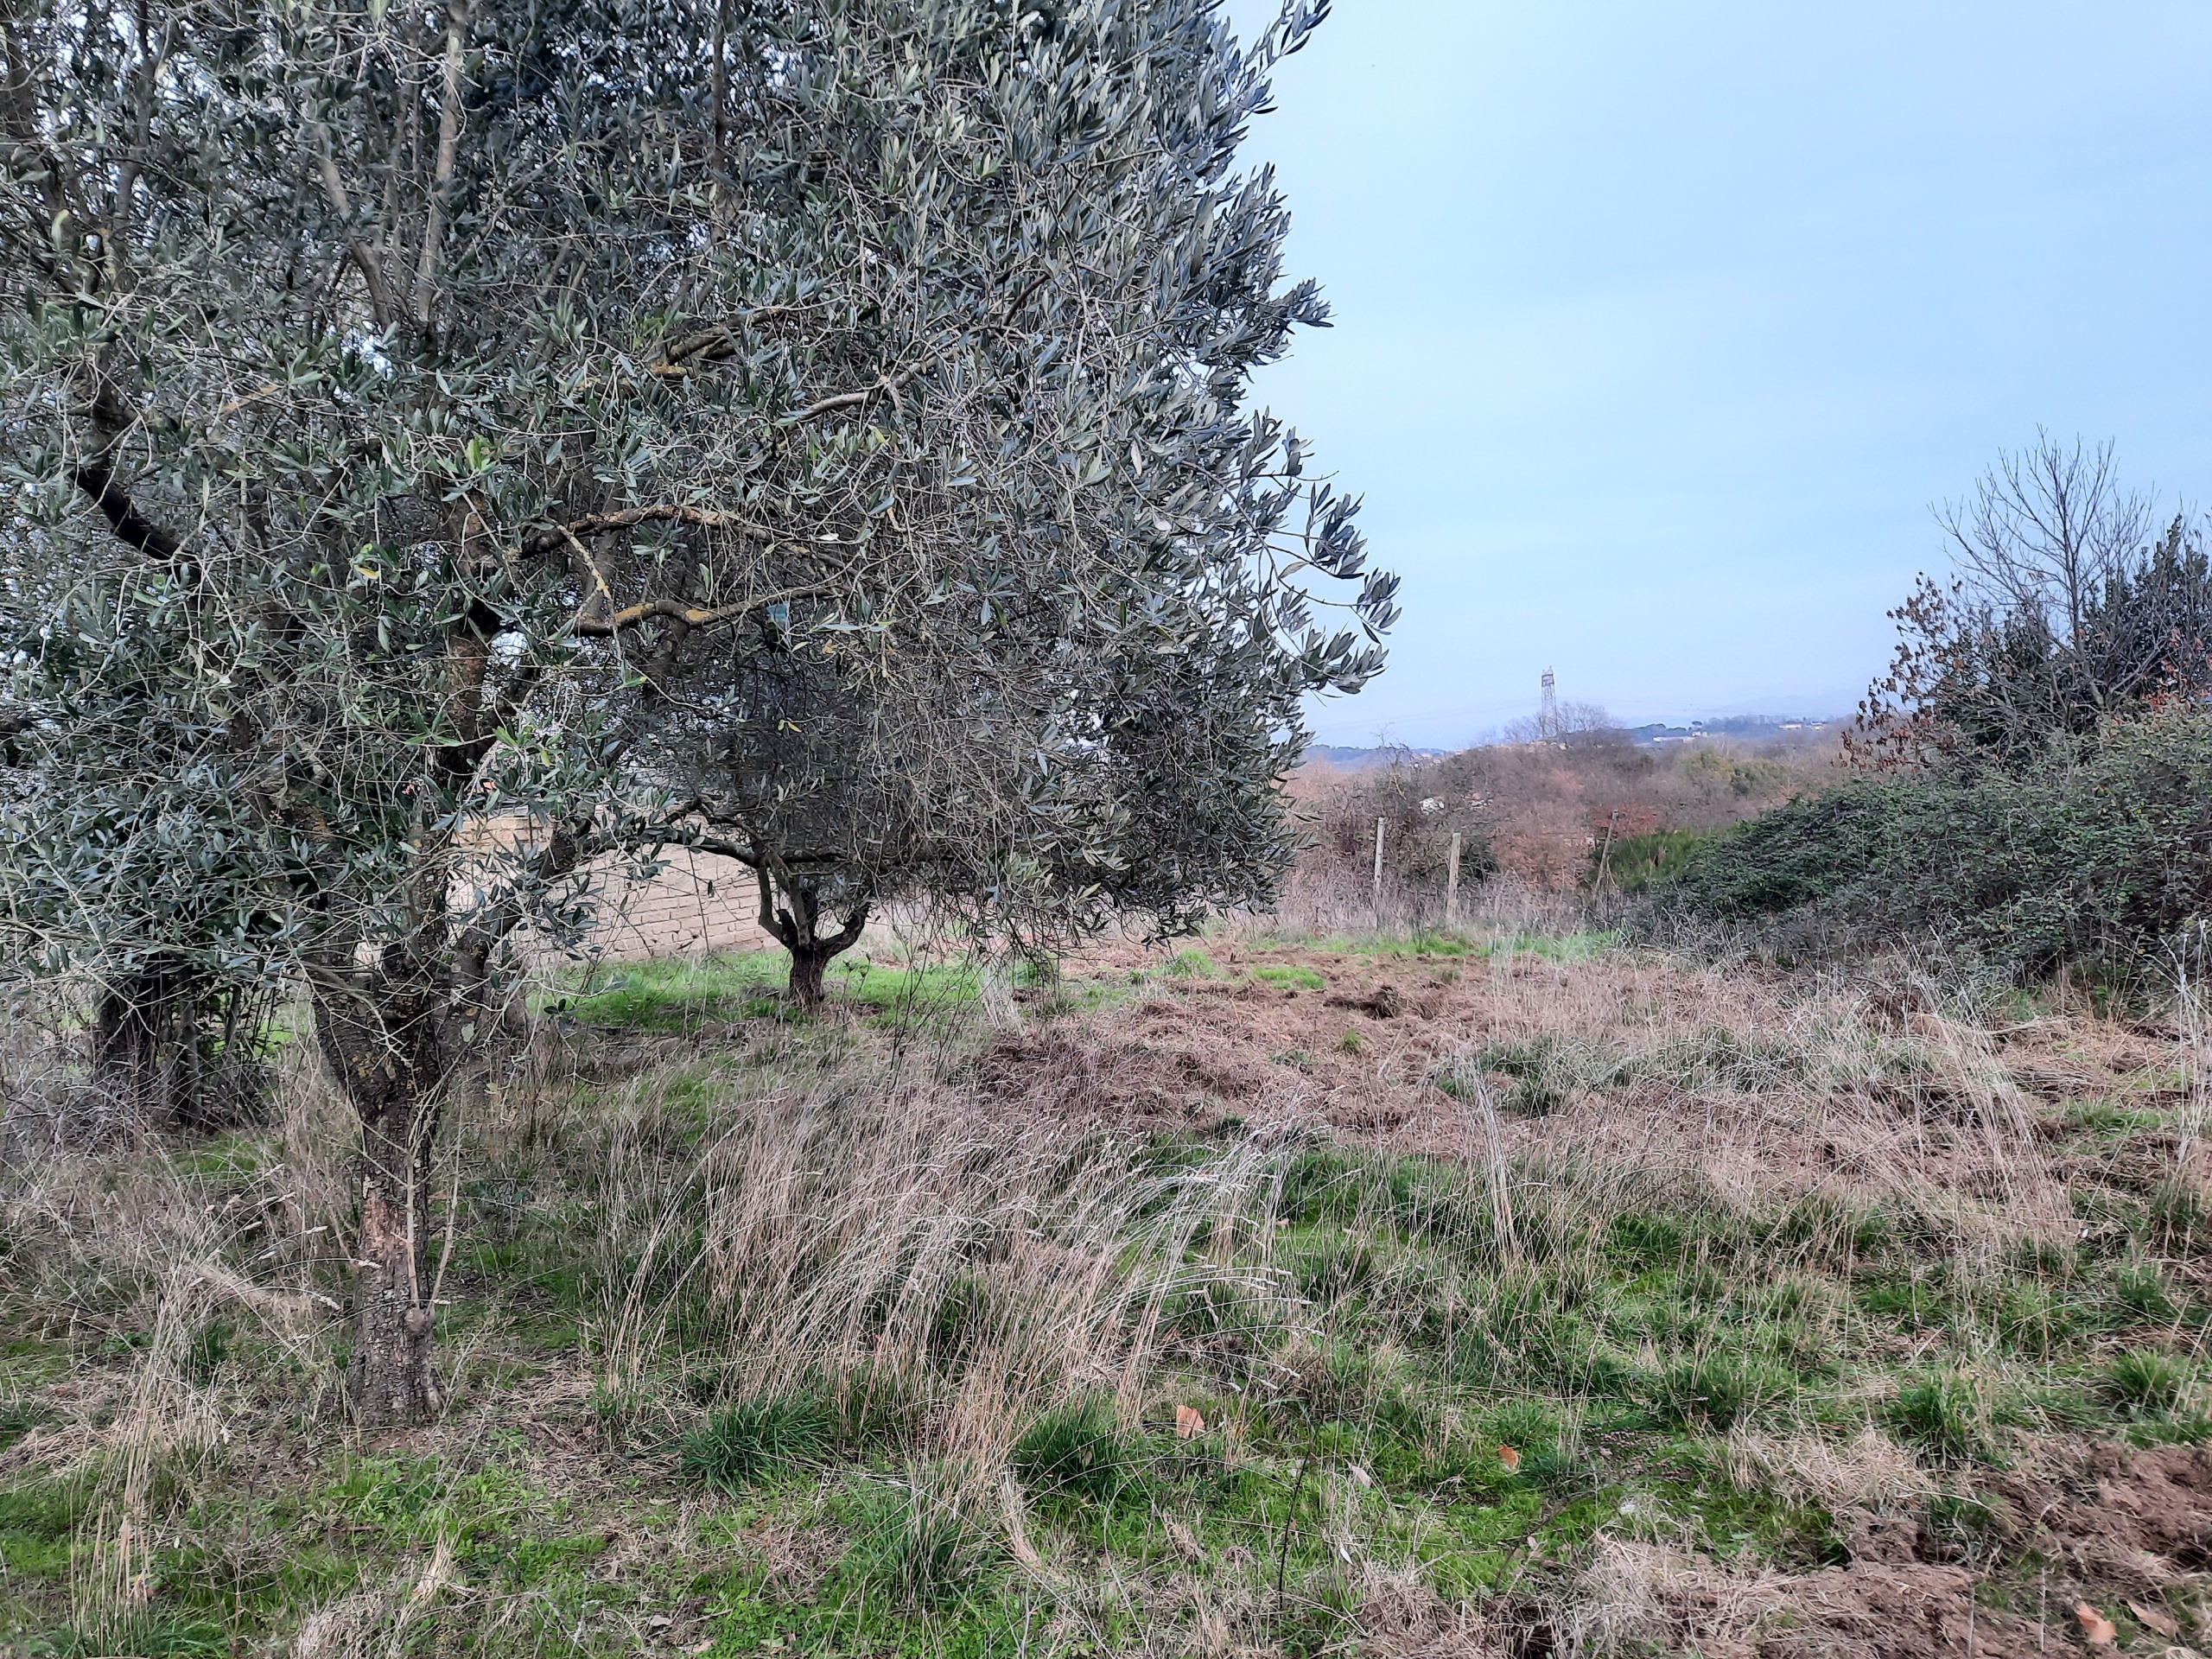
<box><xmin>578</xmin><ymin>849</ymin><xmax>780</xmax><ymax>961</ymax></box>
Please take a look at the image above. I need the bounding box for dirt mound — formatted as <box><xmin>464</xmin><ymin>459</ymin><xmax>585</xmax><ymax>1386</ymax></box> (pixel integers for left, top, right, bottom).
<box><xmin>1737</xmin><ymin>1561</ymin><xmax>2044</xmax><ymax>1658</ymax></box>
<box><xmin>2081</xmin><ymin>1443</ymin><xmax>2212</xmax><ymax>1568</ymax></box>
<box><xmin>1993</xmin><ymin>1441</ymin><xmax>2212</xmax><ymax>1595</ymax></box>
<box><xmin>972</xmin><ymin>941</ymin><xmax>2110</xmax><ymax>1225</ymax></box>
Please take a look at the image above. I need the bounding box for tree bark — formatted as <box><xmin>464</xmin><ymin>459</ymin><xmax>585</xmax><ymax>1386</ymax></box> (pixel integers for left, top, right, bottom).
<box><xmin>92</xmin><ymin>977</ymin><xmax>162</xmax><ymax>1120</ymax></box>
<box><xmin>787</xmin><ymin>941</ymin><xmax>832</xmax><ymax>1007</ymax></box>
<box><xmin>752</xmin><ymin>865</ymin><xmax>866</xmax><ymax>1009</ymax></box>
<box><xmin>316</xmin><ymin>975</ymin><xmax>448</xmax><ymax>1424</ymax></box>
<box><xmin>349</xmin><ymin>1090</ymin><xmax>442</xmax><ymax>1421</ymax></box>
<box><xmin>92</xmin><ymin>969</ymin><xmax>193</xmax><ymax>1127</ymax></box>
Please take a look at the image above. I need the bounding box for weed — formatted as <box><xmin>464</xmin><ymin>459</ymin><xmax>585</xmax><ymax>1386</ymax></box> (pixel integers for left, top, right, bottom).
<box><xmin>2118</xmin><ymin>1261</ymin><xmax>2178</xmax><ymax>1320</ymax></box>
<box><xmin>54</xmin><ymin>1610</ymin><xmax>230</xmax><ymax>1657</ymax></box>
<box><xmin>1647</xmin><ymin>1355</ymin><xmax>1785</xmax><ymax>1431</ymax></box>
<box><xmin>683</xmin><ymin>1390</ymin><xmax>838</xmax><ymax>1489</ymax></box>
<box><xmin>2104</xmin><ymin>1351</ymin><xmax>2191</xmax><ymax>1417</ymax></box>
<box><xmin>1454</xmin><ymin>1034</ymin><xmax>1624</xmax><ymax>1116</ymax></box>
<box><xmin>836</xmin><ymin>1468</ymin><xmax>994</xmax><ymax>1611</ymax></box>
<box><xmin>1012</xmin><ymin>1400</ymin><xmax>1147</xmax><ymax>1506</ymax></box>
<box><xmin>1993</xmin><ymin>1281</ymin><xmax>2082</xmax><ymax>1358</ymax></box>
<box><xmin>0</xmin><ymin>1397</ymin><xmax>48</xmax><ymax>1452</ymax></box>
<box><xmin>1923</xmin><ymin>1490</ymin><xmax>2014</xmax><ymax>1559</ymax></box>
<box><xmin>2145</xmin><ymin>1176</ymin><xmax>2210</xmax><ymax>1252</ymax></box>
<box><xmin>1889</xmin><ymin>1372</ymin><xmax>1993</xmax><ymax>1463</ymax></box>
<box><xmin>1165</xmin><ymin>948</ymin><xmax>1219</xmax><ymax>980</ymax></box>
<box><xmin>1253</xmin><ymin>963</ymin><xmax>1325</xmax><ymax>992</ymax></box>
<box><xmin>1288</xmin><ymin>1230</ymin><xmax>1379</xmax><ymax>1305</ymax></box>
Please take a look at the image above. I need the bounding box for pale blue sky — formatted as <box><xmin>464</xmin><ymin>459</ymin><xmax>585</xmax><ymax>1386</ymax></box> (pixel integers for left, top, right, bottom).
<box><xmin>1226</xmin><ymin>2</ymin><xmax>2212</xmax><ymax>747</ymax></box>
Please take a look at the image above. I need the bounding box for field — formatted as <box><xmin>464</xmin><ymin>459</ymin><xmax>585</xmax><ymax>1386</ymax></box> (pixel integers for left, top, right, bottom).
<box><xmin>5</xmin><ymin>895</ymin><xmax>2212</xmax><ymax>1656</ymax></box>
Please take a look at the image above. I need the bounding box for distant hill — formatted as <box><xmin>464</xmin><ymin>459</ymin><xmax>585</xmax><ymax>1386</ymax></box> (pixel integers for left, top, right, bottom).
<box><xmin>1307</xmin><ymin>718</ymin><xmax>1840</xmax><ymax>768</ymax></box>
<box><xmin>1624</xmin><ymin>715</ymin><xmax>1840</xmax><ymax>747</ymax></box>
<box><xmin>1302</xmin><ymin>744</ymin><xmax>1449</xmax><ymax>770</ymax></box>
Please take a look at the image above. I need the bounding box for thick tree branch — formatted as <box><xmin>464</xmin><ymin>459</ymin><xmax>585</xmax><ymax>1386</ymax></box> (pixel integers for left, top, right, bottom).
<box><xmin>304</xmin><ymin>119</ymin><xmax>399</xmax><ymax>328</ymax></box>
<box><xmin>72</xmin><ymin>450</ymin><xmax>183</xmax><ymax>561</ymax></box>
<box><xmin>649</xmin><ymin>307</ymin><xmax>810</xmax><ymax>378</ymax></box>
<box><xmin>573</xmin><ymin>581</ymin><xmax>831</xmax><ymax>639</ymax></box>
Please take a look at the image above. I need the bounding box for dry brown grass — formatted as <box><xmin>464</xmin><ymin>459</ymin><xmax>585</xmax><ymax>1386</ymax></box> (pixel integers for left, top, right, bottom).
<box><xmin>6</xmin><ymin>914</ymin><xmax>2212</xmax><ymax>1656</ymax></box>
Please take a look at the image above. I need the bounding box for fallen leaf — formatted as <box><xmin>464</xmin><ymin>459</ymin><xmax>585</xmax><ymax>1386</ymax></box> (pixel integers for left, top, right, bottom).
<box><xmin>1345</xmin><ymin>1462</ymin><xmax>1373</xmax><ymax>1489</ymax></box>
<box><xmin>2127</xmin><ymin>1599</ymin><xmax>2179</xmax><ymax>1639</ymax></box>
<box><xmin>2075</xmin><ymin>1601</ymin><xmax>2117</xmax><ymax>1649</ymax></box>
<box><xmin>1497</xmin><ymin>1444</ymin><xmax>1522</xmax><ymax>1473</ymax></box>
<box><xmin>1175</xmin><ymin>1404</ymin><xmax>1206</xmax><ymax>1440</ymax></box>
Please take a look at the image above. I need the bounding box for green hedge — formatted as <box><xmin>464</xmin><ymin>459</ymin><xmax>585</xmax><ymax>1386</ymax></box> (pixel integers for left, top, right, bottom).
<box><xmin>1649</xmin><ymin>706</ymin><xmax>2212</xmax><ymax>975</ymax></box>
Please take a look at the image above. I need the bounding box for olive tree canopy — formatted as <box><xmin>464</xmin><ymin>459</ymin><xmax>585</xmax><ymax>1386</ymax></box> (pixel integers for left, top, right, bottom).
<box><xmin>0</xmin><ymin>0</ymin><xmax>1389</xmax><ymax>1417</ymax></box>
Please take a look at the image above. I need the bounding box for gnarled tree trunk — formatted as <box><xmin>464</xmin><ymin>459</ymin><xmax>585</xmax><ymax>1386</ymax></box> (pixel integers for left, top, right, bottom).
<box><xmin>315</xmin><ymin>971</ymin><xmax>449</xmax><ymax>1424</ymax></box>
<box><xmin>754</xmin><ymin>866</ymin><xmax>868</xmax><ymax>1009</ymax></box>
<box><xmin>91</xmin><ymin>967</ymin><xmax>198</xmax><ymax>1128</ymax></box>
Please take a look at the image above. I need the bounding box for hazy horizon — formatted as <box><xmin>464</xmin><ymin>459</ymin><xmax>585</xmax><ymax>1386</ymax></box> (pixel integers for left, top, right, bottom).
<box><xmin>1227</xmin><ymin>2</ymin><xmax>2212</xmax><ymax>748</ymax></box>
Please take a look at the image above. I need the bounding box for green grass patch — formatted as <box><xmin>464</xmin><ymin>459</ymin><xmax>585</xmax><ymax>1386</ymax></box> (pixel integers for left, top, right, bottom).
<box><xmin>542</xmin><ymin>950</ymin><xmax>979</xmax><ymax>1029</ymax></box>
<box><xmin>683</xmin><ymin>1390</ymin><xmax>841</xmax><ymax>1490</ymax></box>
<box><xmin>544</xmin><ymin>951</ymin><xmax>789</xmax><ymax>1028</ymax></box>
<box><xmin>1012</xmin><ymin>1399</ymin><xmax>1154</xmax><ymax>1509</ymax></box>
<box><xmin>1252</xmin><ymin>963</ymin><xmax>1326</xmax><ymax>992</ymax></box>
<box><xmin>0</xmin><ymin>1478</ymin><xmax>84</xmax><ymax>1580</ymax></box>
<box><xmin>1483</xmin><ymin>929</ymin><xmax>1616</xmax><ymax>963</ymax></box>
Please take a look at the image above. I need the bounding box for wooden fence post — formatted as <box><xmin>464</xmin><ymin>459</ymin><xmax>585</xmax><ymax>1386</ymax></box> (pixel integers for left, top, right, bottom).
<box><xmin>1446</xmin><ymin>831</ymin><xmax>1461</xmax><ymax>930</ymax></box>
<box><xmin>1372</xmin><ymin>817</ymin><xmax>1385</xmax><ymax>927</ymax></box>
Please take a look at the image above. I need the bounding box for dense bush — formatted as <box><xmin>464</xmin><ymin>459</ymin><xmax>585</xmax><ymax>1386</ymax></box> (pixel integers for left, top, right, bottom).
<box><xmin>1599</xmin><ymin>828</ymin><xmax>1721</xmax><ymax>893</ymax></box>
<box><xmin>1651</xmin><ymin>705</ymin><xmax>2212</xmax><ymax>975</ymax></box>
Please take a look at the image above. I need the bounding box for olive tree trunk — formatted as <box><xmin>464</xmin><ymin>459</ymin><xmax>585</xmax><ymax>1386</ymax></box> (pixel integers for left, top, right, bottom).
<box><xmin>754</xmin><ymin>868</ymin><xmax>867</xmax><ymax>1009</ymax></box>
<box><xmin>91</xmin><ymin>969</ymin><xmax>194</xmax><ymax>1126</ymax></box>
<box><xmin>315</xmin><ymin>973</ymin><xmax>450</xmax><ymax>1424</ymax></box>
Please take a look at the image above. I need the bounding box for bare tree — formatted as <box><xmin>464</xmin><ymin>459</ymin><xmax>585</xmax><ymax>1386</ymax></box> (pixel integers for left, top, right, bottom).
<box><xmin>1855</xmin><ymin>435</ymin><xmax>2212</xmax><ymax>768</ymax></box>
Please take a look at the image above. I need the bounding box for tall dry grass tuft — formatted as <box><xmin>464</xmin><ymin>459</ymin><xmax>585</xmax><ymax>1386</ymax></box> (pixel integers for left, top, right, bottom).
<box><xmin>0</xmin><ymin>1042</ymin><xmax>349</xmax><ymax>1647</ymax></box>
<box><xmin>568</xmin><ymin>1044</ymin><xmax>1287</xmax><ymax>1484</ymax></box>
<box><xmin>1250</xmin><ymin>861</ymin><xmax>1587</xmax><ymax>944</ymax></box>
<box><xmin>286</xmin><ymin>1536</ymin><xmax>454</xmax><ymax>1659</ymax></box>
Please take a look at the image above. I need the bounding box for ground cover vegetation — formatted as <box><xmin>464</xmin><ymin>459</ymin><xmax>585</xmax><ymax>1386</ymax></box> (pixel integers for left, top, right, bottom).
<box><xmin>10</xmin><ymin>899</ymin><xmax>2212</xmax><ymax>1655</ymax></box>
<box><xmin>3</xmin><ymin>8</ymin><xmax>2210</xmax><ymax>1658</ymax></box>
<box><xmin>0</xmin><ymin>0</ymin><xmax>1391</xmax><ymax>1421</ymax></box>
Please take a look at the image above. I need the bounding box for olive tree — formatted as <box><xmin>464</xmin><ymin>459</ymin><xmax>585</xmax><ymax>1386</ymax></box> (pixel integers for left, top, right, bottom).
<box><xmin>635</xmin><ymin>0</ymin><xmax>1391</xmax><ymax>1001</ymax></box>
<box><xmin>0</xmin><ymin>523</ymin><xmax>283</xmax><ymax>1128</ymax></box>
<box><xmin>0</xmin><ymin>0</ymin><xmax>1386</xmax><ymax>1419</ymax></box>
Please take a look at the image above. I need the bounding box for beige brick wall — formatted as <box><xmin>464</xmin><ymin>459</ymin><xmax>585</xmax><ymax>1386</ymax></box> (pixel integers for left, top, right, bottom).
<box><xmin>575</xmin><ymin>849</ymin><xmax>779</xmax><ymax>961</ymax></box>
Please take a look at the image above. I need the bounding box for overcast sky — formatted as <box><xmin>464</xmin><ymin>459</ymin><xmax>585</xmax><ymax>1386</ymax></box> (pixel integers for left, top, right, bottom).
<box><xmin>1224</xmin><ymin>2</ymin><xmax>2212</xmax><ymax>747</ymax></box>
